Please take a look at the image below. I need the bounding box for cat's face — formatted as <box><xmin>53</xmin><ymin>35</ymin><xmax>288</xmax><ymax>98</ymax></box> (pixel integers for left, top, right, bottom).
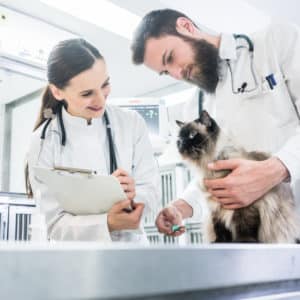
<box><xmin>176</xmin><ymin>110</ymin><xmax>219</xmax><ymax>161</ymax></box>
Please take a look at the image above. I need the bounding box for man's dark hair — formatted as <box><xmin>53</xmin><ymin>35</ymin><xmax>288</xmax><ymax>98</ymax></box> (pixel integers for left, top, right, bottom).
<box><xmin>131</xmin><ymin>9</ymin><xmax>197</xmax><ymax>65</ymax></box>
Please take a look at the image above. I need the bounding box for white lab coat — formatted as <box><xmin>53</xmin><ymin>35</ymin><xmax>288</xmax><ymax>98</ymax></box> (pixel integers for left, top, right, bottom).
<box><xmin>27</xmin><ymin>105</ymin><xmax>160</xmax><ymax>243</ymax></box>
<box><xmin>181</xmin><ymin>22</ymin><xmax>300</xmax><ymax>220</ymax></box>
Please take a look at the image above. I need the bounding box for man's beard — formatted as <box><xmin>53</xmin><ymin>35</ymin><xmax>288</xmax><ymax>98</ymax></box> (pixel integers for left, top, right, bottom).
<box><xmin>181</xmin><ymin>35</ymin><xmax>220</xmax><ymax>94</ymax></box>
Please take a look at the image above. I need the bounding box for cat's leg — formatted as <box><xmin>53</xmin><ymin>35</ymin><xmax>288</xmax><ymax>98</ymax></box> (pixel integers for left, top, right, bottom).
<box><xmin>205</xmin><ymin>199</ymin><xmax>234</xmax><ymax>243</ymax></box>
<box><xmin>213</xmin><ymin>219</ymin><xmax>233</xmax><ymax>243</ymax></box>
<box><xmin>232</xmin><ymin>207</ymin><xmax>260</xmax><ymax>243</ymax></box>
<box><xmin>202</xmin><ymin>213</ymin><xmax>216</xmax><ymax>243</ymax></box>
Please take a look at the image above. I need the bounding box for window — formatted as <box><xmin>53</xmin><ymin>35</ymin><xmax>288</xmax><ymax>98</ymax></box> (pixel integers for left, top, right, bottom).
<box><xmin>0</xmin><ymin>70</ymin><xmax>44</xmax><ymax>193</ymax></box>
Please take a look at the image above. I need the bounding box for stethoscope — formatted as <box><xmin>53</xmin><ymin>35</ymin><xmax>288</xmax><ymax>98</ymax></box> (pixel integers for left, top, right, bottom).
<box><xmin>40</xmin><ymin>104</ymin><xmax>118</xmax><ymax>174</ymax></box>
<box><xmin>197</xmin><ymin>34</ymin><xmax>258</xmax><ymax>116</ymax></box>
<box><xmin>226</xmin><ymin>34</ymin><xmax>259</xmax><ymax>94</ymax></box>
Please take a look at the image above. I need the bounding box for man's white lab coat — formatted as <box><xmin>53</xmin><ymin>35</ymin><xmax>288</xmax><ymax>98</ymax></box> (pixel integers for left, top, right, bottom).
<box><xmin>182</xmin><ymin>23</ymin><xmax>300</xmax><ymax>219</ymax></box>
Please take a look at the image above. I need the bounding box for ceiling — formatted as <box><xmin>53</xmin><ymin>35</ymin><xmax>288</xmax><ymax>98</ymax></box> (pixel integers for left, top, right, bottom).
<box><xmin>0</xmin><ymin>0</ymin><xmax>299</xmax><ymax>102</ymax></box>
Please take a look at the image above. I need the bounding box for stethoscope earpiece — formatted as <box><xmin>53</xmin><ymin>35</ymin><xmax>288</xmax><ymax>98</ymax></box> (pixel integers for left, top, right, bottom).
<box><xmin>233</xmin><ymin>34</ymin><xmax>254</xmax><ymax>52</ymax></box>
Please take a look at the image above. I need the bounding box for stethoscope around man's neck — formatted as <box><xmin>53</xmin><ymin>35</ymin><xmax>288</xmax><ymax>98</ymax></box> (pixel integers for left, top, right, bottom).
<box><xmin>198</xmin><ymin>34</ymin><xmax>258</xmax><ymax>117</ymax></box>
<box><xmin>226</xmin><ymin>34</ymin><xmax>259</xmax><ymax>94</ymax></box>
<box><xmin>40</xmin><ymin>103</ymin><xmax>118</xmax><ymax>174</ymax></box>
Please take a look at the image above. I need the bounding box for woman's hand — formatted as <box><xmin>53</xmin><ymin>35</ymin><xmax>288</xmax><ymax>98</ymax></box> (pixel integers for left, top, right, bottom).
<box><xmin>112</xmin><ymin>168</ymin><xmax>136</xmax><ymax>202</ymax></box>
<box><xmin>107</xmin><ymin>199</ymin><xmax>144</xmax><ymax>232</ymax></box>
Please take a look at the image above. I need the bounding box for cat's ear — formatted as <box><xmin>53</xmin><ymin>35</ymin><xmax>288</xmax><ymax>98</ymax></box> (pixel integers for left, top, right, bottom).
<box><xmin>176</xmin><ymin>120</ymin><xmax>185</xmax><ymax>128</ymax></box>
<box><xmin>199</xmin><ymin>110</ymin><xmax>212</xmax><ymax>127</ymax></box>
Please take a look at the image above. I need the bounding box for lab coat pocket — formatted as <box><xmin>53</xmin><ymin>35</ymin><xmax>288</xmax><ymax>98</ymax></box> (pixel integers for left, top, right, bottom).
<box><xmin>260</xmin><ymin>71</ymin><xmax>297</xmax><ymax>129</ymax></box>
<box><xmin>226</xmin><ymin>70</ymin><xmax>296</xmax><ymax>152</ymax></box>
<box><xmin>261</xmin><ymin>71</ymin><xmax>285</xmax><ymax>93</ymax></box>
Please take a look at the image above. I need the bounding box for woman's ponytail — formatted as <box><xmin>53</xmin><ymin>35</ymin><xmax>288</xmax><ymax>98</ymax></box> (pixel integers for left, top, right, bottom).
<box><xmin>25</xmin><ymin>86</ymin><xmax>61</xmax><ymax>197</ymax></box>
<box><xmin>33</xmin><ymin>85</ymin><xmax>61</xmax><ymax>131</ymax></box>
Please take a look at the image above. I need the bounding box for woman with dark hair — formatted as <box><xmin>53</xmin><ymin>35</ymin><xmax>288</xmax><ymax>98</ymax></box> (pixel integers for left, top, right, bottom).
<box><xmin>26</xmin><ymin>39</ymin><xmax>159</xmax><ymax>243</ymax></box>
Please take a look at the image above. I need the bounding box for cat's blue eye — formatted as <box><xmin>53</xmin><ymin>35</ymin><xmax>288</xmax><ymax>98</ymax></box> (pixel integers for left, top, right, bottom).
<box><xmin>189</xmin><ymin>132</ymin><xmax>197</xmax><ymax>139</ymax></box>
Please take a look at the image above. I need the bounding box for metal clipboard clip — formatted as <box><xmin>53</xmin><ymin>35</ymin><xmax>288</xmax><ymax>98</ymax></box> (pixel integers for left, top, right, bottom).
<box><xmin>53</xmin><ymin>166</ymin><xmax>97</xmax><ymax>178</ymax></box>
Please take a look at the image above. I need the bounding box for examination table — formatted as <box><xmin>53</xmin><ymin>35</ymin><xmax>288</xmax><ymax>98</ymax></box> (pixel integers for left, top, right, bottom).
<box><xmin>0</xmin><ymin>242</ymin><xmax>300</xmax><ymax>299</ymax></box>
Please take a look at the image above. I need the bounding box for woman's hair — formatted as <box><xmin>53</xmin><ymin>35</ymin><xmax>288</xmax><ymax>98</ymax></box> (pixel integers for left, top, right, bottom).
<box><xmin>34</xmin><ymin>38</ymin><xmax>103</xmax><ymax>130</ymax></box>
<box><xmin>26</xmin><ymin>39</ymin><xmax>103</xmax><ymax>197</ymax></box>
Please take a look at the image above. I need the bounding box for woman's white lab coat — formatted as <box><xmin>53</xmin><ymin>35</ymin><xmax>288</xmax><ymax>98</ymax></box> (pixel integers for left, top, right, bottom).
<box><xmin>182</xmin><ymin>22</ymin><xmax>300</xmax><ymax>219</ymax></box>
<box><xmin>27</xmin><ymin>105</ymin><xmax>160</xmax><ymax>243</ymax></box>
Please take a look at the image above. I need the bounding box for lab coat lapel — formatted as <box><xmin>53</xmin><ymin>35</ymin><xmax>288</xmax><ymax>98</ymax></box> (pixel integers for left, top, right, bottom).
<box><xmin>106</xmin><ymin>107</ymin><xmax>133</xmax><ymax>175</ymax></box>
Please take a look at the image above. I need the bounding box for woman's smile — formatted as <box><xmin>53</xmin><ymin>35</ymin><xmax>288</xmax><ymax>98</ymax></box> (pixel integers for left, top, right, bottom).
<box><xmin>87</xmin><ymin>106</ymin><xmax>103</xmax><ymax>112</ymax></box>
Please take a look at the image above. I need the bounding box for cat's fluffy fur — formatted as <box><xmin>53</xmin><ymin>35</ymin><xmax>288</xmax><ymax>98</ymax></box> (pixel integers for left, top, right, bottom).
<box><xmin>176</xmin><ymin>111</ymin><xmax>300</xmax><ymax>243</ymax></box>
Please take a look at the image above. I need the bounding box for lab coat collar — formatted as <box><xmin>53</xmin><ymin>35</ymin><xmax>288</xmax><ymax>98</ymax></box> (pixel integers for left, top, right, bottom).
<box><xmin>217</xmin><ymin>33</ymin><xmax>238</xmax><ymax>85</ymax></box>
<box><xmin>62</xmin><ymin>106</ymin><xmax>102</xmax><ymax>129</ymax></box>
<box><xmin>219</xmin><ymin>33</ymin><xmax>237</xmax><ymax>61</ymax></box>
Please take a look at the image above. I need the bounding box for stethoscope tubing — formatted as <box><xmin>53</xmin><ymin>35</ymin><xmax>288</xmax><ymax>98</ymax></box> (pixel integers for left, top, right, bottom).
<box><xmin>40</xmin><ymin>106</ymin><xmax>117</xmax><ymax>174</ymax></box>
<box><xmin>227</xmin><ymin>34</ymin><xmax>259</xmax><ymax>94</ymax></box>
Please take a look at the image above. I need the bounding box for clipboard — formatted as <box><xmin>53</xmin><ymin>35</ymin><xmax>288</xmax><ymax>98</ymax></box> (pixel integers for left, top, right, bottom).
<box><xmin>34</xmin><ymin>166</ymin><xmax>127</xmax><ymax>215</ymax></box>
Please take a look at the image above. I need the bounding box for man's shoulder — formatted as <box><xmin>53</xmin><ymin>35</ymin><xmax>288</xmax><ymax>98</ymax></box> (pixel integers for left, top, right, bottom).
<box><xmin>252</xmin><ymin>22</ymin><xmax>299</xmax><ymax>43</ymax></box>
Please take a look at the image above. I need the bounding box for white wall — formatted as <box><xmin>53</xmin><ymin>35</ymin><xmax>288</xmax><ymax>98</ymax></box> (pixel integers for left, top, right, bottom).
<box><xmin>9</xmin><ymin>94</ymin><xmax>41</xmax><ymax>193</ymax></box>
<box><xmin>0</xmin><ymin>104</ymin><xmax>5</xmax><ymax>189</ymax></box>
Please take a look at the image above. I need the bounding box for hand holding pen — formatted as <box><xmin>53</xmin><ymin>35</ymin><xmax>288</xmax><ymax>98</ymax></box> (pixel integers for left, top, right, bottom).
<box><xmin>155</xmin><ymin>205</ymin><xmax>185</xmax><ymax>237</ymax></box>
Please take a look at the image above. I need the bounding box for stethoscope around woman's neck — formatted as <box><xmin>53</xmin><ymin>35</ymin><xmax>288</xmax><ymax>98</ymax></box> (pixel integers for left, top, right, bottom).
<box><xmin>40</xmin><ymin>104</ymin><xmax>117</xmax><ymax>174</ymax></box>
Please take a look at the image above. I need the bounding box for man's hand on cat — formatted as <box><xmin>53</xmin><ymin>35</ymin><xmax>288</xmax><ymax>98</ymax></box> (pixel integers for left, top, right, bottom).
<box><xmin>204</xmin><ymin>157</ymin><xmax>289</xmax><ymax>209</ymax></box>
<box><xmin>155</xmin><ymin>204</ymin><xmax>186</xmax><ymax>236</ymax></box>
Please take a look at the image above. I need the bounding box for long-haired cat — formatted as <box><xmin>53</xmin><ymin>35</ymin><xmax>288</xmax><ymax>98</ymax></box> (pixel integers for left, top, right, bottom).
<box><xmin>176</xmin><ymin>110</ymin><xmax>300</xmax><ymax>243</ymax></box>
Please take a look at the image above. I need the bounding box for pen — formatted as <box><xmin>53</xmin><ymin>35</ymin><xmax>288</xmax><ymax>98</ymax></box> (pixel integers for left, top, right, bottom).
<box><xmin>171</xmin><ymin>224</ymin><xmax>183</xmax><ymax>233</ymax></box>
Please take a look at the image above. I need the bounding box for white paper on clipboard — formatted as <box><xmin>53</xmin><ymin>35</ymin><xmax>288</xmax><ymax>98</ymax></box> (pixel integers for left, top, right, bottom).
<box><xmin>34</xmin><ymin>167</ymin><xmax>127</xmax><ymax>215</ymax></box>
